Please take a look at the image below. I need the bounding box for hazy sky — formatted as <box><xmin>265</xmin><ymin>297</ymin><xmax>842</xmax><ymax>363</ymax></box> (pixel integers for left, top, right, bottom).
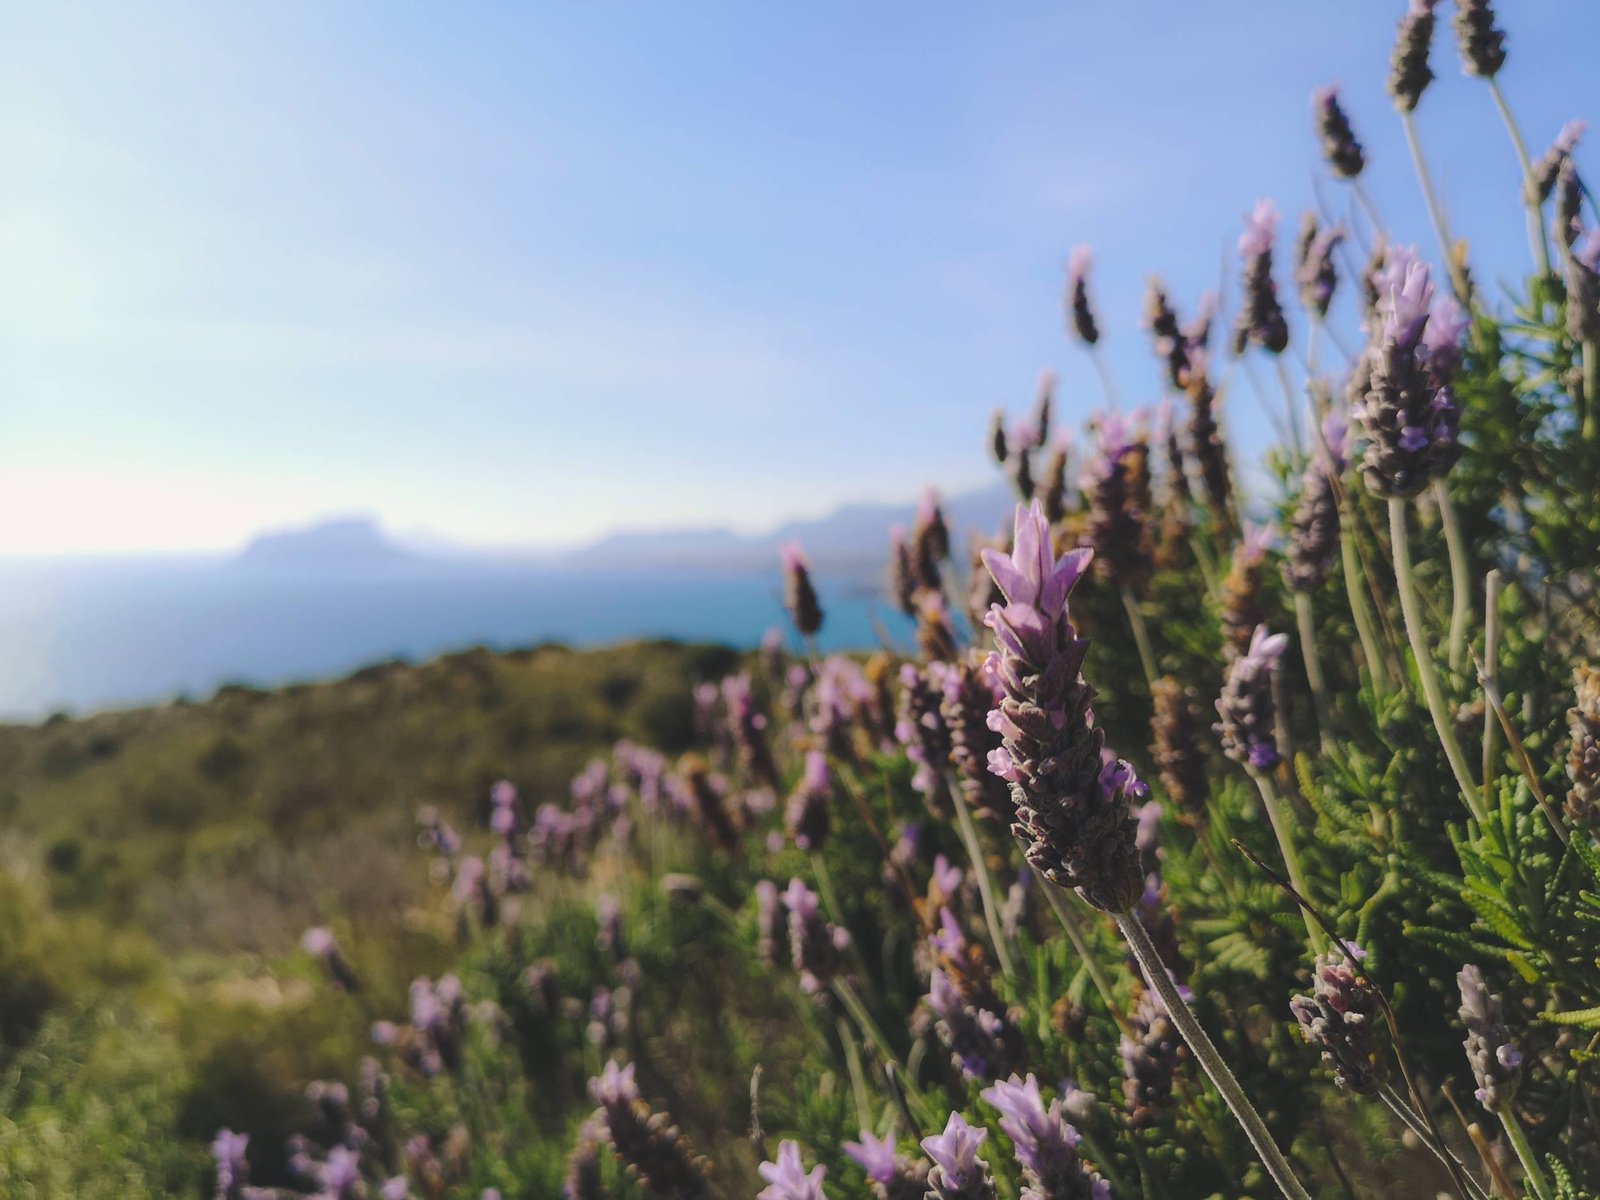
<box><xmin>1</xmin><ymin>2</ymin><xmax>1592</xmax><ymax>555</ymax></box>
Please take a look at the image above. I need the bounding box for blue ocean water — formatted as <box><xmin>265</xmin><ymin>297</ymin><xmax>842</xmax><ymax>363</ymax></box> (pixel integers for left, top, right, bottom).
<box><xmin>0</xmin><ymin>557</ymin><xmax>911</xmax><ymax>720</ymax></box>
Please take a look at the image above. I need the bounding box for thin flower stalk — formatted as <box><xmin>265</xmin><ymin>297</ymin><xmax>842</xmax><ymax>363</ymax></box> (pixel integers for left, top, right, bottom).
<box><xmin>1116</xmin><ymin>912</ymin><xmax>1314</xmax><ymax>1200</ymax></box>
<box><xmin>1401</xmin><ymin>113</ymin><xmax>1467</xmax><ymax>301</ymax></box>
<box><xmin>1482</xmin><ymin>569</ymin><xmax>1501</xmax><ymax>793</ymax></box>
<box><xmin>1389</xmin><ymin>498</ymin><xmax>1489</xmax><ymax>823</ymax></box>
<box><xmin>1485</xmin><ymin>78</ymin><xmax>1552</xmax><ymax>279</ymax></box>
<box><xmin>1434</xmin><ymin>481</ymin><xmax>1472</xmax><ymax>671</ymax></box>
<box><xmin>1294</xmin><ymin>590</ymin><xmax>1333</xmax><ymax>753</ymax></box>
<box><xmin>950</xmin><ymin>777</ymin><xmax>1016</xmax><ymax>980</ymax></box>
<box><xmin>1250</xmin><ymin>769</ymin><xmax>1323</xmax><ymax>950</ymax></box>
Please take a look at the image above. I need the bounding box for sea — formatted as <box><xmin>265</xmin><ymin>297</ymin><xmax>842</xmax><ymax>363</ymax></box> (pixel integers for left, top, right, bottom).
<box><xmin>0</xmin><ymin>556</ymin><xmax>913</xmax><ymax>720</ymax></box>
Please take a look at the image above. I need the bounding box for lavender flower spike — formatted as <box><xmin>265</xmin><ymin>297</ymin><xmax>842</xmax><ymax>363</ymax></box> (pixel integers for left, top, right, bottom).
<box><xmin>1215</xmin><ymin>626</ymin><xmax>1289</xmax><ymax>770</ymax></box>
<box><xmin>780</xmin><ymin>541</ymin><xmax>823</xmax><ymax>638</ymax></box>
<box><xmin>845</xmin><ymin>1130</ymin><xmax>928</xmax><ymax>1200</ymax></box>
<box><xmin>980</xmin><ymin>1073</ymin><xmax>1112</xmax><ymax>1200</ymax></box>
<box><xmin>1389</xmin><ymin>0</ymin><xmax>1438</xmax><ymax>113</ymax></box>
<box><xmin>211</xmin><ymin>1128</ymin><xmax>250</xmax><ymax>1200</ymax></box>
<box><xmin>1065</xmin><ymin>245</ymin><xmax>1100</xmax><ymax>346</ymax></box>
<box><xmin>1458</xmin><ymin>964</ymin><xmax>1523</xmax><ymax>1111</ymax></box>
<box><xmin>1313</xmin><ymin>86</ymin><xmax>1365</xmax><ymax>178</ymax></box>
<box><xmin>1290</xmin><ymin>947</ymin><xmax>1383</xmax><ymax>1094</ymax></box>
<box><xmin>922</xmin><ymin>1112</ymin><xmax>996</xmax><ymax>1200</ymax></box>
<box><xmin>758</xmin><ymin>1140</ymin><xmax>826</xmax><ymax>1200</ymax></box>
<box><xmin>983</xmin><ymin>501</ymin><xmax>1144</xmax><ymax>913</ymax></box>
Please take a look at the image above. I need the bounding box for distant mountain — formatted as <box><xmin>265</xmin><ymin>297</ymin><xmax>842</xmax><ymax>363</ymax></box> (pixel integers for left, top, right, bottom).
<box><xmin>562</xmin><ymin>480</ymin><xmax>1014</xmax><ymax>572</ymax></box>
<box><xmin>236</xmin><ymin>516</ymin><xmax>413</xmax><ymax>567</ymax></box>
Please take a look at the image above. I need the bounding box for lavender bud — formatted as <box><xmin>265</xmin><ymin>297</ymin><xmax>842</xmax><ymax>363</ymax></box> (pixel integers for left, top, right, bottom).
<box><xmin>679</xmin><ymin>756</ymin><xmax>741</xmax><ymax>853</ymax></box>
<box><xmin>1065</xmin><ymin>246</ymin><xmax>1100</xmax><ymax>346</ymax></box>
<box><xmin>1298</xmin><ymin>225</ymin><xmax>1345</xmax><ymax>318</ymax></box>
<box><xmin>1557</xmin><ymin>156</ymin><xmax>1584</xmax><ymax>248</ymax></box>
<box><xmin>1143</xmin><ymin>279</ymin><xmax>1190</xmax><ymax>389</ymax></box>
<box><xmin>941</xmin><ymin>656</ymin><xmax>1013</xmax><ymax>823</ymax></box>
<box><xmin>984</xmin><ymin>502</ymin><xmax>1145</xmax><ymax>913</ymax></box>
<box><xmin>780</xmin><ymin>541</ymin><xmax>824</xmax><ymax>638</ymax></box>
<box><xmin>922</xmin><ymin>1113</ymin><xmax>996</xmax><ymax>1200</ymax></box>
<box><xmin>1283</xmin><ymin>416</ymin><xmax>1348</xmax><ymax>593</ymax></box>
<box><xmin>563</xmin><ymin>1115</ymin><xmax>606</xmax><ymax>1200</ymax></box>
<box><xmin>302</xmin><ymin>926</ymin><xmax>361</xmax><ymax>993</ymax></box>
<box><xmin>913</xmin><ymin>489</ymin><xmax>952</xmax><ymax>589</ymax></box>
<box><xmin>888</xmin><ymin>525</ymin><xmax>919</xmax><ymax>616</ymax></box>
<box><xmin>1290</xmin><ymin>948</ymin><xmax>1383</xmax><ymax>1094</ymax></box>
<box><xmin>1452</xmin><ymin>0</ymin><xmax>1506</xmax><ymax>78</ymax></box>
<box><xmin>1530</xmin><ymin>119</ymin><xmax>1587</xmax><ymax>204</ymax></box>
<box><xmin>1185</xmin><ymin>352</ymin><xmax>1234</xmax><ymax>529</ymax></box>
<box><xmin>1215</xmin><ymin>626</ymin><xmax>1289</xmax><ymax>771</ymax></box>
<box><xmin>1389</xmin><ymin>0</ymin><xmax>1438</xmax><ymax>113</ymax></box>
<box><xmin>1313</xmin><ymin>86</ymin><xmax>1366</xmax><ymax>178</ymax></box>
<box><xmin>898</xmin><ymin>663</ymin><xmax>954</xmax><ymax>811</ymax></box>
<box><xmin>990</xmin><ymin>409</ymin><xmax>1010</xmax><ymax>466</ymax></box>
<box><xmin>784</xmin><ymin>878</ymin><xmax>849</xmax><ymax>992</ymax></box>
<box><xmin>1458</xmin><ymin>964</ymin><xmax>1523</xmax><ymax>1111</ymax></box>
<box><xmin>1567</xmin><ymin>231</ymin><xmax>1600</xmax><ymax>345</ymax></box>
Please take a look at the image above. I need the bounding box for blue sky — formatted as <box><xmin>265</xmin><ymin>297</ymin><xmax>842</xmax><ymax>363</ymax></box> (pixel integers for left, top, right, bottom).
<box><xmin>0</xmin><ymin>2</ymin><xmax>1592</xmax><ymax>554</ymax></box>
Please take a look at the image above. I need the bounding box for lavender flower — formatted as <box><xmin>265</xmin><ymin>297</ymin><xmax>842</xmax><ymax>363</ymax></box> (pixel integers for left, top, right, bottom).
<box><xmin>1313</xmin><ymin>86</ymin><xmax>1366</xmax><ymax>178</ymax></box>
<box><xmin>1290</xmin><ymin>948</ymin><xmax>1383</xmax><ymax>1094</ymax></box>
<box><xmin>1531</xmin><ymin>119</ymin><xmax>1587</xmax><ymax>204</ymax></box>
<box><xmin>990</xmin><ymin>408</ymin><xmax>1010</xmax><ymax>466</ymax></box>
<box><xmin>1186</xmin><ymin>352</ymin><xmax>1234</xmax><ymax>528</ymax></box>
<box><xmin>1215</xmin><ymin>626</ymin><xmax>1289</xmax><ymax>771</ymax></box>
<box><xmin>845</xmin><ymin>1130</ymin><xmax>928</xmax><ymax>1200</ymax></box>
<box><xmin>888</xmin><ymin>525</ymin><xmax>918</xmax><ymax>615</ymax></box>
<box><xmin>1081</xmin><ymin>411</ymin><xmax>1153</xmax><ymax>589</ymax></box>
<box><xmin>723</xmin><ymin>672</ymin><xmax>779</xmax><ymax>787</ymax></box>
<box><xmin>1297</xmin><ymin>223</ymin><xmax>1345</xmax><ymax>318</ymax></box>
<box><xmin>980</xmin><ymin>1074</ymin><xmax>1112</xmax><ymax>1200</ymax></box>
<box><xmin>589</xmin><ymin>1060</ymin><xmax>709</xmax><ymax>1197</ymax></box>
<box><xmin>1143</xmin><ymin>279</ymin><xmax>1190</xmax><ymax>389</ymax></box>
<box><xmin>922</xmin><ymin>1112</ymin><xmax>996</xmax><ymax>1200</ymax></box>
<box><xmin>913</xmin><ymin>488</ymin><xmax>952</xmax><ymax>590</ymax></box>
<box><xmin>212</xmin><ymin>1128</ymin><xmax>249</xmax><ymax>1200</ymax></box>
<box><xmin>924</xmin><ymin>964</ymin><xmax>1023</xmax><ymax>1082</ymax></box>
<box><xmin>1150</xmin><ymin>677</ymin><xmax>1210</xmax><ymax>823</ymax></box>
<box><xmin>898</xmin><ymin>662</ymin><xmax>953</xmax><ymax>809</ymax></box>
<box><xmin>679</xmin><ymin>756</ymin><xmax>741</xmax><ymax>852</ymax></box>
<box><xmin>1353</xmin><ymin>255</ymin><xmax>1463</xmax><ymax>497</ymax></box>
<box><xmin>1567</xmin><ymin>665</ymin><xmax>1600</xmax><ymax>828</ymax></box>
<box><xmin>1220</xmin><ymin>524</ymin><xmax>1275</xmax><ymax>659</ymax></box>
<box><xmin>564</xmin><ymin>1115</ymin><xmax>606</xmax><ymax>1200</ymax></box>
<box><xmin>1389</xmin><ymin>0</ymin><xmax>1438</xmax><ymax>112</ymax></box>
<box><xmin>781</xmin><ymin>541</ymin><xmax>823</xmax><ymax>638</ymax></box>
<box><xmin>1121</xmin><ymin>990</ymin><xmax>1187</xmax><ymax>1129</ymax></box>
<box><xmin>302</xmin><ymin>926</ymin><xmax>361</xmax><ymax>993</ymax></box>
<box><xmin>758</xmin><ymin>1140</ymin><xmax>826</xmax><ymax>1200</ymax></box>
<box><xmin>1065</xmin><ymin>245</ymin><xmax>1100</xmax><ymax>346</ymax></box>
<box><xmin>1557</xmin><ymin>156</ymin><xmax>1584</xmax><ymax>247</ymax></box>
<box><xmin>786</xmin><ymin>749</ymin><xmax>833</xmax><ymax>850</ymax></box>
<box><xmin>942</xmin><ymin>655</ymin><xmax>1012</xmax><ymax>822</ymax></box>
<box><xmin>784</xmin><ymin>878</ymin><xmax>850</xmax><ymax>993</ymax></box>
<box><xmin>755</xmin><ymin>879</ymin><xmax>787</xmax><ymax>968</ymax></box>
<box><xmin>1458</xmin><ymin>964</ymin><xmax>1523</xmax><ymax>1111</ymax></box>
<box><xmin>1234</xmin><ymin>200</ymin><xmax>1290</xmax><ymax>355</ymax></box>
<box><xmin>984</xmin><ymin>501</ymin><xmax>1144</xmax><ymax>913</ymax></box>
<box><xmin>1567</xmin><ymin>230</ymin><xmax>1600</xmax><ymax>345</ymax></box>
<box><xmin>1283</xmin><ymin>414</ymin><xmax>1348</xmax><ymax>594</ymax></box>
<box><xmin>1453</xmin><ymin>0</ymin><xmax>1506</xmax><ymax>78</ymax></box>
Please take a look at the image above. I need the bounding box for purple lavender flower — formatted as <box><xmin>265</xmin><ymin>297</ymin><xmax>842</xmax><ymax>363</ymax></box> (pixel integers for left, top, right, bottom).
<box><xmin>844</xmin><ymin>1131</ymin><xmax>932</xmax><ymax>1200</ymax></box>
<box><xmin>1297</xmin><ymin>224</ymin><xmax>1345</xmax><ymax>317</ymax></box>
<box><xmin>845</xmin><ymin>1130</ymin><xmax>899</xmax><ymax>1183</ymax></box>
<box><xmin>319</xmin><ymin>1145</ymin><xmax>363</xmax><ymax>1198</ymax></box>
<box><xmin>922</xmin><ymin>1112</ymin><xmax>996</xmax><ymax>1200</ymax></box>
<box><xmin>1532</xmin><ymin>119</ymin><xmax>1588</xmax><ymax>203</ymax></box>
<box><xmin>758</xmin><ymin>1140</ymin><xmax>827</xmax><ymax>1200</ymax></box>
<box><xmin>1567</xmin><ymin>229</ymin><xmax>1600</xmax><ymax>344</ymax></box>
<box><xmin>1290</xmin><ymin>947</ymin><xmax>1383</xmax><ymax>1094</ymax></box>
<box><xmin>980</xmin><ymin>1073</ymin><xmax>1111</xmax><ymax>1200</ymax></box>
<box><xmin>1453</xmin><ymin>0</ymin><xmax>1506</xmax><ymax>78</ymax></box>
<box><xmin>1458</xmin><ymin>964</ymin><xmax>1523</xmax><ymax>1111</ymax></box>
<box><xmin>786</xmin><ymin>749</ymin><xmax>832</xmax><ymax>850</ymax></box>
<box><xmin>1065</xmin><ymin>245</ymin><xmax>1100</xmax><ymax>346</ymax></box>
<box><xmin>912</xmin><ymin>488</ymin><xmax>952</xmax><ymax>589</ymax></box>
<box><xmin>1215</xmin><ymin>626</ymin><xmax>1289</xmax><ymax>770</ymax></box>
<box><xmin>589</xmin><ymin>1060</ymin><xmax>709</xmax><ymax>1196</ymax></box>
<box><xmin>784</xmin><ymin>878</ymin><xmax>850</xmax><ymax>993</ymax></box>
<box><xmin>1313</xmin><ymin>86</ymin><xmax>1365</xmax><ymax>178</ymax></box>
<box><xmin>1390</xmin><ymin>0</ymin><xmax>1438</xmax><ymax>112</ymax></box>
<box><xmin>780</xmin><ymin>541</ymin><xmax>824</xmax><ymax>638</ymax></box>
<box><xmin>898</xmin><ymin>662</ymin><xmax>954</xmax><ymax>810</ymax></box>
<box><xmin>984</xmin><ymin>501</ymin><xmax>1144</xmax><ymax>913</ymax></box>
<box><xmin>1120</xmin><ymin>990</ymin><xmax>1186</xmax><ymax>1130</ymax></box>
<box><xmin>1283</xmin><ymin>413</ymin><xmax>1348</xmax><ymax>594</ymax></box>
<box><xmin>722</xmin><ymin>671</ymin><xmax>779</xmax><ymax>787</ymax></box>
<box><xmin>302</xmin><ymin>926</ymin><xmax>361</xmax><ymax>993</ymax></box>
<box><xmin>1354</xmin><ymin>255</ymin><xmax>1464</xmax><ymax>497</ymax></box>
<box><xmin>1234</xmin><ymin>200</ymin><xmax>1290</xmax><ymax>355</ymax></box>
<box><xmin>1080</xmin><ymin>411</ymin><xmax>1153</xmax><ymax>588</ymax></box>
<box><xmin>381</xmin><ymin>1178</ymin><xmax>409</xmax><ymax>1200</ymax></box>
<box><xmin>942</xmin><ymin>655</ymin><xmax>1013</xmax><ymax>822</ymax></box>
<box><xmin>211</xmin><ymin>1128</ymin><xmax>249</xmax><ymax>1199</ymax></box>
<box><xmin>888</xmin><ymin>525</ymin><xmax>918</xmax><ymax>615</ymax></box>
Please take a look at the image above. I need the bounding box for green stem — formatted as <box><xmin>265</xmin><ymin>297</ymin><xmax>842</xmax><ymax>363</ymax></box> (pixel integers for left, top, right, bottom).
<box><xmin>950</xmin><ymin>780</ymin><xmax>1016</xmax><ymax>980</ymax></box>
<box><xmin>811</xmin><ymin>850</ymin><xmax>844</xmax><ymax>928</ymax></box>
<box><xmin>1482</xmin><ymin>569</ymin><xmax>1501</xmax><ymax>796</ymax></box>
<box><xmin>1401</xmin><ymin>111</ymin><xmax>1467</xmax><ymax>301</ymax></box>
<box><xmin>1584</xmin><ymin>341</ymin><xmax>1598</xmax><ymax>443</ymax></box>
<box><xmin>1274</xmin><ymin>353</ymin><xmax>1307</xmax><ymax>465</ymax></box>
<box><xmin>1339</xmin><ymin>513</ymin><xmax>1390</xmax><ymax>700</ymax></box>
<box><xmin>1488</xmin><ymin>77</ymin><xmax>1553</xmax><ymax>283</ymax></box>
<box><xmin>837</xmin><ymin>1017</ymin><xmax>873</xmax><ymax>1132</ymax></box>
<box><xmin>1434</xmin><ymin>481</ymin><xmax>1472</xmax><ymax>672</ymax></box>
<box><xmin>1249</xmin><ymin>769</ymin><xmax>1324</xmax><ymax>951</ymax></box>
<box><xmin>1090</xmin><ymin>346</ymin><xmax>1123</xmax><ymax>411</ymax></box>
<box><xmin>1388</xmin><ymin>498</ymin><xmax>1489</xmax><ymax>824</ymax></box>
<box><xmin>1115</xmin><ymin>913</ymin><xmax>1315</xmax><ymax>1200</ymax></box>
<box><xmin>1502</xmin><ymin>1105</ymin><xmax>1555</xmax><ymax>1200</ymax></box>
<box><xmin>1294</xmin><ymin>591</ymin><xmax>1333</xmax><ymax>754</ymax></box>
<box><xmin>1119</xmin><ymin>585</ymin><xmax>1160</xmax><ymax>692</ymax></box>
